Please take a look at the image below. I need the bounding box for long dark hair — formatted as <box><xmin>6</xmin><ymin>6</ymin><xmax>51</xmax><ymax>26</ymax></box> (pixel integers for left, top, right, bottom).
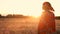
<box><xmin>42</xmin><ymin>2</ymin><xmax>54</xmax><ymax>11</ymax></box>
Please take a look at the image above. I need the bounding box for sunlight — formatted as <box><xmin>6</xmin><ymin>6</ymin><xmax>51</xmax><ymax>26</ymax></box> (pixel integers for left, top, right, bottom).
<box><xmin>31</xmin><ymin>12</ymin><xmax>42</xmax><ymax>18</ymax></box>
<box><xmin>0</xmin><ymin>0</ymin><xmax>59</xmax><ymax>16</ymax></box>
<box><xmin>0</xmin><ymin>0</ymin><xmax>42</xmax><ymax>17</ymax></box>
<box><xmin>32</xmin><ymin>14</ymin><xmax>41</xmax><ymax>18</ymax></box>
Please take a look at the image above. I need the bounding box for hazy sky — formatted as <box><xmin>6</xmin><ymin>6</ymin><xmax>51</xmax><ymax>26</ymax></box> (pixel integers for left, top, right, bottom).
<box><xmin>0</xmin><ymin>0</ymin><xmax>60</xmax><ymax>16</ymax></box>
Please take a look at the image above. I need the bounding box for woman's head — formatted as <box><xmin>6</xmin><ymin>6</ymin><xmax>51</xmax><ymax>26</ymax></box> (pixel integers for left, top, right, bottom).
<box><xmin>42</xmin><ymin>2</ymin><xmax>54</xmax><ymax>11</ymax></box>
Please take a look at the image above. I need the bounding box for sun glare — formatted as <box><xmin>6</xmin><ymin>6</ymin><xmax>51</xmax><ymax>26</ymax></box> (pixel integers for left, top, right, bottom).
<box><xmin>30</xmin><ymin>12</ymin><xmax>42</xmax><ymax>18</ymax></box>
<box><xmin>0</xmin><ymin>0</ymin><xmax>60</xmax><ymax>16</ymax></box>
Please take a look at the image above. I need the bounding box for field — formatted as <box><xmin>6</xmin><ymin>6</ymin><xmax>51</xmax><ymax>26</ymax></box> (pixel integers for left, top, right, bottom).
<box><xmin>56</xmin><ymin>19</ymin><xmax>60</xmax><ymax>34</ymax></box>
<box><xmin>0</xmin><ymin>18</ymin><xmax>60</xmax><ymax>34</ymax></box>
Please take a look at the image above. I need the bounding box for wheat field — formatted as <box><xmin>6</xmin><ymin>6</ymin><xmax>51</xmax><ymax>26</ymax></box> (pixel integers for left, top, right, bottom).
<box><xmin>0</xmin><ymin>18</ymin><xmax>60</xmax><ymax>34</ymax></box>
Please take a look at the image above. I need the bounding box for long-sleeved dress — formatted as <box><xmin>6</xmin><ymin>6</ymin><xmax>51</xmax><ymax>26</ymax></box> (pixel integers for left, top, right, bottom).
<box><xmin>38</xmin><ymin>11</ymin><xmax>56</xmax><ymax>34</ymax></box>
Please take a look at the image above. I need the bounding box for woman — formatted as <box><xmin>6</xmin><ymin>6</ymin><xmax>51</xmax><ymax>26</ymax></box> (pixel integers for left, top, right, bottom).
<box><xmin>38</xmin><ymin>2</ymin><xmax>56</xmax><ymax>34</ymax></box>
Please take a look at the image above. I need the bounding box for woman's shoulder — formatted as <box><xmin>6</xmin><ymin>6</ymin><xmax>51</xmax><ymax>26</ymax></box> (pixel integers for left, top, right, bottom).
<box><xmin>42</xmin><ymin>11</ymin><xmax>55</xmax><ymax>16</ymax></box>
<box><xmin>42</xmin><ymin>11</ymin><xmax>54</xmax><ymax>14</ymax></box>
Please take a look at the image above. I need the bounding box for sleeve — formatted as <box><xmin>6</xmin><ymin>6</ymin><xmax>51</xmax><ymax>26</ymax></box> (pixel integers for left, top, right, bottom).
<box><xmin>51</xmin><ymin>13</ymin><xmax>56</xmax><ymax>32</ymax></box>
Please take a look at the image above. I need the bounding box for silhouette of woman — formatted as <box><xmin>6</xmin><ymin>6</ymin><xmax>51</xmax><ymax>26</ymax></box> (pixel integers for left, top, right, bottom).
<box><xmin>38</xmin><ymin>2</ymin><xmax>56</xmax><ymax>34</ymax></box>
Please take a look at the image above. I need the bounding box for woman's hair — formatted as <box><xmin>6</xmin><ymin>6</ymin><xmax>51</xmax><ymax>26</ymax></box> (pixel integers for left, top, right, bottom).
<box><xmin>42</xmin><ymin>2</ymin><xmax>54</xmax><ymax>11</ymax></box>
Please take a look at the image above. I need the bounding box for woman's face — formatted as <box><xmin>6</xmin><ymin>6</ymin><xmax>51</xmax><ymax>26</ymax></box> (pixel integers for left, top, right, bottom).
<box><xmin>42</xmin><ymin>2</ymin><xmax>54</xmax><ymax>11</ymax></box>
<box><xmin>42</xmin><ymin>4</ymin><xmax>49</xmax><ymax>10</ymax></box>
<box><xmin>42</xmin><ymin>2</ymin><xmax>51</xmax><ymax>11</ymax></box>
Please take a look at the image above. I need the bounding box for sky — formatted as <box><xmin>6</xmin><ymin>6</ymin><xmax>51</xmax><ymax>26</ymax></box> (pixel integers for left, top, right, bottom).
<box><xmin>0</xmin><ymin>0</ymin><xmax>60</xmax><ymax>16</ymax></box>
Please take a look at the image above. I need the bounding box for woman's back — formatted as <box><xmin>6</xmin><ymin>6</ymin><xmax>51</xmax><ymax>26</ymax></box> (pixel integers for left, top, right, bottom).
<box><xmin>38</xmin><ymin>11</ymin><xmax>56</xmax><ymax>34</ymax></box>
<box><xmin>38</xmin><ymin>2</ymin><xmax>56</xmax><ymax>34</ymax></box>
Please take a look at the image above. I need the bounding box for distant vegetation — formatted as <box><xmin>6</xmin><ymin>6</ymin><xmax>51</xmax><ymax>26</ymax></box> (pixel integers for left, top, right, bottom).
<box><xmin>0</xmin><ymin>14</ymin><xmax>60</xmax><ymax>19</ymax></box>
<box><xmin>0</xmin><ymin>14</ymin><xmax>30</xmax><ymax>18</ymax></box>
<box><xmin>55</xmin><ymin>16</ymin><xmax>60</xmax><ymax>20</ymax></box>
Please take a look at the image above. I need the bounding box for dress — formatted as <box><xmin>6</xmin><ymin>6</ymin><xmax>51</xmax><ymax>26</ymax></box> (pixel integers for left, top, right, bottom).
<box><xmin>38</xmin><ymin>11</ymin><xmax>56</xmax><ymax>34</ymax></box>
